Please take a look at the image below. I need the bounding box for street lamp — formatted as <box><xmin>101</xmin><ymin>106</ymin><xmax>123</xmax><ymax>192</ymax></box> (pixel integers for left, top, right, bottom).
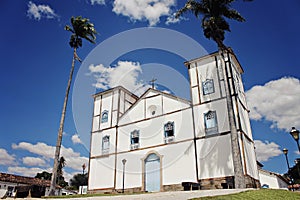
<box><xmin>295</xmin><ymin>158</ymin><xmax>300</xmax><ymax>177</ymax></box>
<box><xmin>80</xmin><ymin>163</ymin><xmax>86</xmax><ymax>195</ymax></box>
<box><xmin>290</xmin><ymin>127</ymin><xmax>300</xmax><ymax>152</ymax></box>
<box><xmin>283</xmin><ymin>148</ymin><xmax>290</xmax><ymax>170</ymax></box>
<box><xmin>122</xmin><ymin>159</ymin><xmax>127</xmax><ymax>193</ymax></box>
<box><xmin>82</xmin><ymin>163</ymin><xmax>86</xmax><ymax>175</ymax></box>
<box><xmin>283</xmin><ymin>148</ymin><xmax>294</xmax><ymax>191</ymax></box>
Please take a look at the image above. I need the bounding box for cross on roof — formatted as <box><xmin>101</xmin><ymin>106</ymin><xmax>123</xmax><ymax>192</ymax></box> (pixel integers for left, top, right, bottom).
<box><xmin>150</xmin><ymin>78</ymin><xmax>157</xmax><ymax>89</ymax></box>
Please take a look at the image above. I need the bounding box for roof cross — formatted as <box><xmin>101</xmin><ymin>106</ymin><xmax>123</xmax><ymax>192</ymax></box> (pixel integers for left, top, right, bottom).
<box><xmin>150</xmin><ymin>78</ymin><xmax>157</xmax><ymax>89</ymax></box>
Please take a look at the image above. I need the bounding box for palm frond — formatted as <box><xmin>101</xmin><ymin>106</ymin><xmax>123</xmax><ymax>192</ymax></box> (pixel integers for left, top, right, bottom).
<box><xmin>175</xmin><ymin>0</ymin><xmax>204</xmax><ymax>18</ymax></box>
<box><xmin>64</xmin><ymin>25</ymin><xmax>74</xmax><ymax>33</ymax></box>
<box><xmin>66</xmin><ymin>16</ymin><xmax>97</xmax><ymax>48</ymax></box>
<box><xmin>177</xmin><ymin>0</ymin><xmax>251</xmax><ymax>49</ymax></box>
<box><xmin>223</xmin><ymin>9</ymin><xmax>245</xmax><ymax>22</ymax></box>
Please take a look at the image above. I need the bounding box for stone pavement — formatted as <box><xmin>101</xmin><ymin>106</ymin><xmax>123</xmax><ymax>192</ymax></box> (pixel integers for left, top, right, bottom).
<box><xmin>12</xmin><ymin>188</ymin><xmax>253</xmax><ymax>200</ymax></box>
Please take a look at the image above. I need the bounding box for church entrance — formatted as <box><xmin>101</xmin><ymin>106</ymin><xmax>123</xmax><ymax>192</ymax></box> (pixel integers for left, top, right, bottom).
<box><xmin>144</xmin><ymin>153</ymin><xmax>161</xmax><ymax>192</ymax></box>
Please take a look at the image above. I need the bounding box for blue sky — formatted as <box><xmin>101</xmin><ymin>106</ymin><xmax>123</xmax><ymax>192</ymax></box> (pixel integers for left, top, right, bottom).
<box><xmin>0</xmin><ymin>0</ymin><xmax>300</xmax><ymax>182</ymax></box>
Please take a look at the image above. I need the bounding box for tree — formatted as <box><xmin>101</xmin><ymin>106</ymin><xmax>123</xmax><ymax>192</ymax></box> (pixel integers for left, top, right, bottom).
<box><xmin>70</xmin><ymin>173</ymin><xmax>88</xmax><ymax>190</ymax></box>
<box><xmin>49</xmin><ymin>16</ymin><xmax>97</xmax><ymax>196</ymax></box>
<box><xmin>57</xmin><ymin>156</ymin><xmax>66</xmax><ymax>180</ymax></box>
<box><xmin>57</xmin><ymin>156</ymin><xmax>68</xmax><ymax>188</ymax></box>
<box><xmin>176</xmin><ymin>0</ymin><xmax>252</xmax><ymax>189</ymax></box>
<box><xmin>35</xmin><ymin>171</ymin><xmax>52</xmax><ymax>180</ymax></box>
<box><xmin>35</xmin><ymin>157</ymin><xmax>68</xmax><ymax>188</ymax></box>
<box><xmin>284</xmin><ymin>160</ymin><xmax>300</xmax><ymax>184</ymax></box>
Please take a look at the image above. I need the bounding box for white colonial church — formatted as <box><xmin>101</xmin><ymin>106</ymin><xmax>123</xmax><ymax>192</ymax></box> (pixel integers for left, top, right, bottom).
<box><xmin>88</xmin><ymin>51</ymin><xmax>260</xmax><ymax>193</ymax></box>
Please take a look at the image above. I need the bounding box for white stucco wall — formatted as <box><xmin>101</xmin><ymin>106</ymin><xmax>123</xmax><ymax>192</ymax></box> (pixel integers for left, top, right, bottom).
<box><xmin>197</xmin><ymin>134</ymin><xmax>234</xmax><ymax>179</ymax></box>
<box><xmin>114</xmin><ymin>141</ymin><xmax>197</xmax><ymax>190</ymax></box>
<box><xmin>238</xmin><ymin>103</ymin><xmax>253</xmax><ymax>140</ymax></box>
<box><xmin>193</xmin><ymin>98</ymin><xmax>230</xmax><ymax>138</ymax></box>
<box><xmin>90</xmin><ymin>128</ymin><xmax>116</xmax><ymax>157</ymax></box>
<box><xmin>244</xmin><ymin>137</ymin><xmax>259</xmax><ymax>179</ymax></box>
<box><xmin>118</xmin><ymin>108</ymin><xmax>193</xmax><ymax>152</ymax></box>
<box><xmin>89</xmin><ymin>156</ymin><xmax>115</xmax><ymax>190</ymax></box>
<box><xmin>189</xmin><ymin>57</ymin><xmax>226</xmax><ymax>106</ymax></box>
<box><xmin>259</xmin><ymin>170</ymin><xmax>288</xmax><ymax>189</ymax></box>
<box><xmin>119</xmin><ymin>90</ymin><xmax>190</xmax><ymax>126</ymax></box>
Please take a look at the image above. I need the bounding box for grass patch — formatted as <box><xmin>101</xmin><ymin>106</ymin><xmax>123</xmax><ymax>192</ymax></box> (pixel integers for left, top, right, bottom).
<box><xmin>191</xmin><ymin>189</ymin><xmax>300</xmax><ymax>200</ymax></box>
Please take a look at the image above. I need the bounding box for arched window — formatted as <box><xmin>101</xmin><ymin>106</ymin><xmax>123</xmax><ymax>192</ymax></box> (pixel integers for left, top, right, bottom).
<box><xmin>204</xmin><ymin>111</ymin><xmax>218</xmax><ymax>135</ymax></box>
<box><xmin>130</xmin><ymin>130</ymin><xmax>140</xmax><ymax>150</ymax></box>
<box><xmin>101</xmin><ymin>110</ymin><xmax>108</xmax><ymax>123</ymax></box>
<box><xmin>164</xmin><ymin>121</ymin><xmax>175</xmax><ymax>143</ymax></box>
<box><xmin>202</xmin><ymin>79</ymin><xmax>215</xmax><ymax>95</ymax></box>
<box><xmin>102</xmin><ymin>135</ymin><xmax>110</xmax><ymax>154</ymax></box>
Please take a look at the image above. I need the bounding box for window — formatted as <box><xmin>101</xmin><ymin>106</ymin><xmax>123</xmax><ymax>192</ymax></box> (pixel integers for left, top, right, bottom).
<box><xmin>202</xmin><ymin>79</ymin><xmax>215</xmax><ymax>95</ymax></box>
<box><xmin>148</xmin><ymin>105</ymin><xmax>157</xmax><ymax>116</ymax></box>
<box><xmin>204</xmin><ymin>111</ymin><xmax>218</xmax><ymax>135</ymax></box>
<box><xmin>101</xmin><ymin>110</ymin><xmax>108</xmax><ymax>123</ymax></box>
<box><xmin>102</xmin><ymin>135</ymin><xmax>110</xmax><ymax>154</ymax></box>
<box><xmin>164</xmin><ymin>121</ymin><xmax>175</xmax><ymax>143</ymax></box>
<box><xmin>130</xmin><ymin>130</ymin><xmax>140</xmax><ymax>150</ymax></box>
<box><xmin>235</xmin><ymin>74</ymin><xmax>241</xmax><ymax>94</ymax></box>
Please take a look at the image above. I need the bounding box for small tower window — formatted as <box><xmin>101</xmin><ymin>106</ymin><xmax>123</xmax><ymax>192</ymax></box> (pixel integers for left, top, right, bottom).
<box><xmin>235</xmin><ymin>74</ymin><xmax>241</xmax><ymax>94</ymax></box>
<box><xmin>130</xmin><ymin>130</ymin><xmax>140</xmax><ymax>150</ymax></box>
<box><xmin>164</xmin><ymin>121</ymin><xmax>175</xmax><ymax>143</ymax></box>
<box><xmin>102</xmin><ymin>135</ymin><xmax>110</xmax><ymax>154</ymax></box>
<box><xmin>202</xmin><ymin>79</ymin><xmax>215</xmax><ymax>95</ymax></box>
<box><xmin>204</xmin><ymin>111</ymin><xmax>218</xmax><ymax>135</ymax></box>
<box><xmin>101</xmin><ymin>110</ymin><xmax>108</xmax><ymax>123</ymax></box>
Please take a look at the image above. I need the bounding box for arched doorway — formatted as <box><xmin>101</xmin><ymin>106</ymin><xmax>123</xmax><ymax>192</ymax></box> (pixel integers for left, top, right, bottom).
<box><xmin>144</xmin><ymin>153</ymin><xmax>161</xmax><ymax>192</ymax></box>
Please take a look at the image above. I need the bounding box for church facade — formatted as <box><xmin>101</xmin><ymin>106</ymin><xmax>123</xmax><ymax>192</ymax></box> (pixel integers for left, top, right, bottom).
<box><xmin>88</xmin><ymin>51</ymin><xmax>260</xmax><ymax>193</ymax></box>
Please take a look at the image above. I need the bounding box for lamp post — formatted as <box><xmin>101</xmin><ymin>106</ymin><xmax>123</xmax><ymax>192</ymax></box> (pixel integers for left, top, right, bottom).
<box><xmin>122</xmin><ymin>159</ymin><xmax>127</xmax><ymax>193</ymax></box>
<box><xmin>295</xmin><ymin>158</ymin><xmax>300</xmax><ymax>177</ymax></box>
<box><xmin>82</xmin><ymin>163</ymin><xmax>86</xmax><ymax>175</ymax></box>
<box><xmin>289</xmin><ymin>127</ymin><xmax>300</xmax><ymax>153</ymax></box>
<box><xmin>283</xmin><ymin>148</ymin><xmax>294</xmax><ymax>191</ymax></box>
<box><xmin>283</xmin><ymin>148</ymin><xmax>290</xmax><ymax>170</ymax></box>
<box><xmin>80</xmin><ymin>163</ymin><xmax>86</xmax><ymax>195</ymax></box>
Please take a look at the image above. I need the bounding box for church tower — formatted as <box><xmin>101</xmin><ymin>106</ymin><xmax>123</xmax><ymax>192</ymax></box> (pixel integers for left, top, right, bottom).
<box><xmin>185</xmin><ymin>51</ymin><xmax>260</xmax><ymax>188</ymax></box>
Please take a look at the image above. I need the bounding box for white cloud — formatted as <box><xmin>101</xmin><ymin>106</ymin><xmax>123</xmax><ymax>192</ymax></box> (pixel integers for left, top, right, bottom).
<box><xmin>0</xmin><ymin>148</ymin><xmax>16</xmax><ymax>166</ymax></box>
<box><xmin>254</xmin><ymin>140</ymin><xmax>282</xmax><ymax>162</ymax></box>
<box><xmin>27</xmin><ymin>1</ymin><xmax>58</xmax><ymax>21</ymax></box>
<box><xmin>72</xmin><ymin>134</ymin><xmax>83</xmax><ymax>144</ymax></box>
<box><xmin>91</xmin><ymin>0</ymin><xmax>105</xmax><ymax>5</ymax></box>
<box><xmin>64</xmin><ymin>156</ymin><xmax>88</xmax><ymax>172</ymax></box>
<box><xmin>12</xmin><ymin>142</ymin><xmax>54</xmax><ymax>159</ymax></box>
<box><xmin>88</xmin><ymin>61</ymin><xmax>150</xmax><ymax>95</ymax></box>
<box><xmin>112</xmin><ymin>0</ymin><xmax>176</xmax><ymax>26</ymax></box>
<box><xmin>8</xmin><ymin>166</ymin><xmax>50</xmax><ymax>177</ymax></box>
<box><xmin>12</xmin><ymin>142</ymin><xmax>88</xmax><ymax>171</ymax></box>
<box><xmin>8</xmin><ymin>166</ymin><xmax>84</xmax><ymax>183</ymax></box>
<box><xmin>22</xmin><ymin>157</ymin><xmax>47</xmax><ymax>167</ymax></box>
<box><xmin>246</xmin><ymin>77</ymin><xmax>300</xmax><ymax>131</ymax></box>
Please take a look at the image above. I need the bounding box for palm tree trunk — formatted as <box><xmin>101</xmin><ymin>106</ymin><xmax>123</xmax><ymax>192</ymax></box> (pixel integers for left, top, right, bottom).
<box><xmin>49</xmin><ymin>48</ymin><xmax>77</xmax><ymax>196</ymax></box>
<box><xmin>219</xmin><ymin>49</ymin><xmax>245</xmax><ymax>189</ymax></box>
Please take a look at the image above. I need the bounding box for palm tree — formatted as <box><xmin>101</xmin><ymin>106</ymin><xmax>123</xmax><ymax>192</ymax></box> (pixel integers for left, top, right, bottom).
<box><xmin>57</xmin><ymin>156</ymin><xmax>68</xmax><ymax>188</ymax></box>
<box><xmin>57</xmin><ymin>156</ymin><xmax>66</xmax><ymax>181</ymax></box>
<box><xmin>176</xmin><ymin>0</ymin><xmax>252</xmax><ymax>189</ymax></box>
<box><xmin>49</xmin><ymin>16</ymin><xmax>97</xmax><ymax>196</ymax></box>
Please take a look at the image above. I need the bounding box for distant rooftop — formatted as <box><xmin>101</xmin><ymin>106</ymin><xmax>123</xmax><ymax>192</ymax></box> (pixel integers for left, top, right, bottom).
<box><xmin>0</xmin><ymin>172</ymin><xmax>52</xmax><ymax>187</ymax></box>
